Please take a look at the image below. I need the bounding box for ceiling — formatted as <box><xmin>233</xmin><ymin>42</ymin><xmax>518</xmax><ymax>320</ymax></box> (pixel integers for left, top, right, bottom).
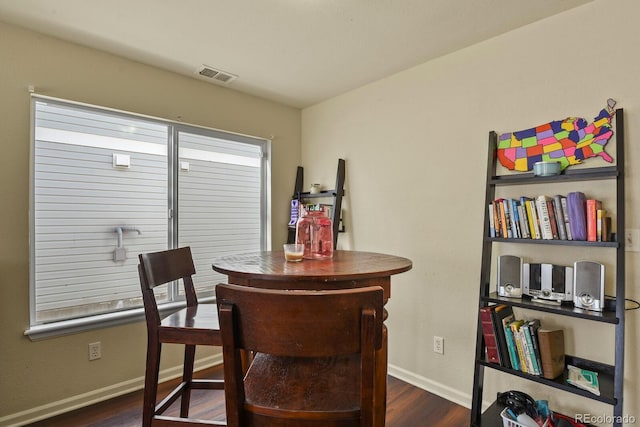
<box><xmin>0</xmin><ymin>0</ymin><xmax>593</xmax><ymax>108</ymax></box>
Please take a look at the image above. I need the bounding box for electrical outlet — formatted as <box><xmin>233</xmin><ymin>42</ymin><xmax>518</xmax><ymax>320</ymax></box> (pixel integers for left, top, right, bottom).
<box><xmin>625</xmin><ymin>229</ymin><xmax>640</xmax><ymax>252</ymax></box>
<box><xmin>88</xmin><ymin>342</ymin><xmax>102</xmax><ymax>361</ymax></box>
<box><xmin>433</xmin><ymin>336</ymin><xmax>444</xmax><ymax>354</ymax></box>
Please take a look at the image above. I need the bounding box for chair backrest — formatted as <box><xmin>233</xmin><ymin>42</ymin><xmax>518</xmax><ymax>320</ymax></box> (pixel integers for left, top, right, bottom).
<box><xmin>216</xmin><ymin>283</ymin><xmax>384</xmax><ymax>427</ymax></box>
<box><xmin>138</xmin><ymin>247</ymin><xmax>198</xmax><ymax>326</ymax></box>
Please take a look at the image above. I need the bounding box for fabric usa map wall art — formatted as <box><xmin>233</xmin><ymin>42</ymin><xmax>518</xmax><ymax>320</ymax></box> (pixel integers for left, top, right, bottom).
<box><xmin>497</xmin><ymin>99</ymin><xmax>617</xmax><ymax>172</ymax></box>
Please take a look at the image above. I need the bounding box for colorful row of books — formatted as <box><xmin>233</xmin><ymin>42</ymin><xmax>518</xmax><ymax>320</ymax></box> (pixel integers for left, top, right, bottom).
<box><xmin>488</xmin><ymin>192</ymin><xmax>612</xmax><ymax>242</ymax></box>
<box><xmin>479</xmin><ymin>305</ymin><xmax>565</xmax><ymax>379</ymax></box>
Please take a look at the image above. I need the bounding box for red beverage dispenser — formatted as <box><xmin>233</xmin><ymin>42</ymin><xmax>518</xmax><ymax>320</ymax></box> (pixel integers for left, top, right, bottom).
<box><xmin>295</xmin><ymin>206</ymin><xmax>333</xmax><ymax>260</ymax></box>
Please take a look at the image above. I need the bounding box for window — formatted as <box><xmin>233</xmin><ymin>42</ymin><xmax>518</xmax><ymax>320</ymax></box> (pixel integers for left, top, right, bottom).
<box><xmin>29</xmin><ymin>96</ymin><xmax>269</xmax><ymax>333</ymax></box>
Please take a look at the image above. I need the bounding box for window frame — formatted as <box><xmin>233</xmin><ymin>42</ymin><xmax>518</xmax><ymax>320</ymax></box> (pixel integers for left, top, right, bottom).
<box><xmin>25</xmin><ymin>95</ymin><xmax>271</xmax><ymax>340</ymax></box>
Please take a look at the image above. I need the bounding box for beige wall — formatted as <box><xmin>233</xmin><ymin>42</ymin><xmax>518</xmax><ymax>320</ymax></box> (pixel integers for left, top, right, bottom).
<box><xmin>3</xmin><ymin>0</ymin><xmax>639</xmax><ymax>424</ymax></box>
<box><xmin>0</xmin><ymin>21</ymin><xmax>300</xmax><ymax>424</ymax></box>
<box><xmin>302</xmin><ymin>0</ymin><xmax>639</xmax><ymax>423</ymax></box>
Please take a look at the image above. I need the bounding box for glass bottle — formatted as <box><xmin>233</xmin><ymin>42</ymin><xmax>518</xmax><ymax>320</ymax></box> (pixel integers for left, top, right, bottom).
<box><xmin>295</xmin><ymin>206</ymin><xmax>333</xmax><ymax>259</ymax></box>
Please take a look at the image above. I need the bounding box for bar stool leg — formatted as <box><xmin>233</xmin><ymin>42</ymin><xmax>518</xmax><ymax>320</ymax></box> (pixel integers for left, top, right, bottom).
<box><xmin>143</xmin><ymin>341</ymin><xmax>162</xmax><ymax>427</ymax></box>
<box><xmin>374</xmin><ymin>325</ymin><xmax>388</xmax><ymax>427</ymax></box>
<box><xmin>180</xmin><ymin>344</ymin><xmax>196</xmax><ymax>417</ymax></box>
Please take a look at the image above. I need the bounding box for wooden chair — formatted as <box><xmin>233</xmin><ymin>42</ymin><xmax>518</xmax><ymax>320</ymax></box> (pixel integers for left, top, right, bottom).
<box><xmin>138</xmin><ymin>246</ymin><xmax>226</xmax><ymax>426</ymax></box>
<box><xmin>216</xmin><ymin>283</ymin><xmax>384</xmax><ymax>427</ymax></box>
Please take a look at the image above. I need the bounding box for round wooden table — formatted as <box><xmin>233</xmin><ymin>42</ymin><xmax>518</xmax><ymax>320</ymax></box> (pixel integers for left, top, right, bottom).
<box><xmin>212</xmin><ymin>249</ymin><xmax>412</xmax><ymax>425</ymax></box>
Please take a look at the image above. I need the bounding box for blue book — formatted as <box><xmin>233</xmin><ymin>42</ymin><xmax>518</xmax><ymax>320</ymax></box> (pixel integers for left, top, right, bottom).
<box><xmin>504</xmin><ymin>320</ymin><xmax>520</xmax><ymax>371</ymax></box>
<box><xmin>510</xmin><ymin>199</ymin><xmax>521</xmax><ymax>238</ymax></box>
<box><xmin>488</xmin><ymin>203</ymin><xmax>496</xmax><ymax>238</ymax></box>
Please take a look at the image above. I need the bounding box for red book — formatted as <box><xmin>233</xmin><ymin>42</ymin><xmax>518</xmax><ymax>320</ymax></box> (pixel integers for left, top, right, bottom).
<box><xmin>586</xmin><ymin>199</ymin><xmax>602</xmax><ymax>242</ymax></box>
<box><xmin>546</xmin><ymin>200</ymin><xmax>559</xmax><ymax>240</ymax></box>
<box><xmin>479</xmin><ymin>306</ymin><xmax>501</xmax><ymax>364</ymax></box>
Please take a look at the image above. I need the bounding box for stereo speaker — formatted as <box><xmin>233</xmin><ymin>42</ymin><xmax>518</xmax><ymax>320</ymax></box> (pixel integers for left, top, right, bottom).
<box><xmin>497</xmin><ymin>255</ymin><xmax>522</xmax><ymax>298</ymax></box>
<box><xmin>573</xmin><ymin>261</ymin><xmax>605</xmax><ymax>311</ymax></box>
<box><xmin>523</xmin><ymin>263</ymin><xmax>572</xmax><ymax>303</ymax></box>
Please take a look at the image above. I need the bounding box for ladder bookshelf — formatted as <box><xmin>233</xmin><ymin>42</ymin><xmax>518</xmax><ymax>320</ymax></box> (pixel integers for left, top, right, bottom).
<box><xmin>470</xmin><ymin>109</ymin><xmax>626</xmax><ymax>426</ymax></box>
<box><xmin>287</xmin><ymin>158</ymin><xmax>345</xmax><ymax>248</ymax></box>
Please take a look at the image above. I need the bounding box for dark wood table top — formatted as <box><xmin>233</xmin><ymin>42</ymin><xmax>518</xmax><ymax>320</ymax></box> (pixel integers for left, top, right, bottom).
<box><xmin>212</xmin><ymin>250</ymin><xmax>412</xmax><ymax>282</ymax></box>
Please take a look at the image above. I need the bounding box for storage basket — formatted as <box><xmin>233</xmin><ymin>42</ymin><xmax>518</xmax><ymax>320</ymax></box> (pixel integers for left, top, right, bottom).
<box><xmin>500</xmin><ymin>408</ymin><xmax>549</xmax><ymax>427</ymax></box>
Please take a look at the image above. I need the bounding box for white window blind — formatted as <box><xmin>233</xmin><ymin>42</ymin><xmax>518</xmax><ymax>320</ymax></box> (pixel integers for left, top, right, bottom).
<box><xmin>177</xmin><ymin>130</ymin><xmax>264</xmax><ymax>295</ymax></box>
<box><xmin>30</xmin><ymin>97</ymin><xmax>268</xmax><ymax>327</ymax></box>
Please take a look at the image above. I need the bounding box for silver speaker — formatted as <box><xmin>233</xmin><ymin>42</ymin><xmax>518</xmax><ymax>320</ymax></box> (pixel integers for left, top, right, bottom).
<box><xmin>573</xmin><ymin>261</ymin><xmax>605</xmax><ymax>311</ymax></box>
<box><xmin>497</xmin><ymin>255</ymin><xmax>522</xmax><ymax>298</ymax></box>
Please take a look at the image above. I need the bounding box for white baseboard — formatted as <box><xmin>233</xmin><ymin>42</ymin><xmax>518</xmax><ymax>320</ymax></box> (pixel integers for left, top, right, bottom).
<box><xmin>0</xmin><ymin>354</ymin><xmax>223</xmax><ymax>427</ymax></box>
<box><xmin>388</xmin><ymin>363</ymin><xmax>474</xmax><ymax>409</ymax></box>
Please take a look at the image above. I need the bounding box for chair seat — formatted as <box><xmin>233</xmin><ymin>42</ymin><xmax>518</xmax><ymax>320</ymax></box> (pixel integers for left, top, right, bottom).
<box><xmin>244</xmin><ymin>353</ymin><xmax>361</xmax><ymax>415</ymax></box>
<box><xmin>159</xmin><ymin>305</ymin><xmax>222</xmax><ymax>345</ymax></box>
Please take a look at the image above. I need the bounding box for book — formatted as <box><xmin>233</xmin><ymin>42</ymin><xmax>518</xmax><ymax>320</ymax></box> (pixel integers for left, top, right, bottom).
<box><xmin>552</xmin><ymin>195</ymin><xmax>567</xmax><ymax>240</ymax></box>
<box><xmin>586</xmin><ymin>199</ymin><xmax>602</xmax><ymax>242</ymax></box>
<box><xmin>537</xmin><ymin>329</ymin><xmax>565</xmax><ymax>379</ymax></box>
<box><xmin>596</xmin><ymin>208</ymin><xmax>606</xmax><ymax>242</ymax></box>
<box><xmin>509</xmin><ymin>320</ymin><xmax>528</xmax><ymax>373</ymax></box>
<box><xmin>289</xmin><ymin>199</ymin><xmax>300</xmax><ymax>226</ymax></box>
<box><xmin>567</xmin><ymin>365</ymin><xmax>601</xmax><ymax>396</ymax></box>
<box><xmin>525</xmin><ymin>198</ymin><xmax>542</xmax><ymax>239</ymax></box>
<box><xmin>502</xmin><ymin>199</ymin><xmax>513</xmax><ymax>238</ymax></box>
<box><xmin>491</xmin><ymin>305</ymin><xmax>515</xmax><ymax>369</ymax></box>
<box><xmin>567</xmin><ymin>191</ymin><xmax>587</xmax><ymax>241</ymax></box>
<box><xmin>509</xmin><ymin>199</ymin><xmax>522</xmax><ymax>238</ymax></box>
<box><xmin>496</xmin><ymin>198</ymin><xmax>508</xmax><ymax>238</ymax></box>
<box><xmin>527</xmin><ymin>319</ymin><xmax>543</xmax><ymax>374</ymax></box>
<box><xmin>546</xmin><ymin>199</ymin><xmax>559</xmax><ymax>240</ymax></box>
<box><xmin>517</xmin><ymin>322</ymin><xmax>531</xmax><ymax>374</ymax></box>
<box><xmin>517</xmin><ymin>202</ymin><xmax>530</xmax><ymax>239</ymax></box>
<box><xmin>479</xmin><ymin>307</ymin><xmax>501</xmax><ymax>364</ymax></box>
<box><xmin>522</xmin><ymin>321</ymin><xmax>541</xmax><ymax>375</ymax></box>
<box><xmin>560</xmin><ymin>196</ymin><xmax>573</xmax><ymax>240</ymax></box>
<box><xmin>535</xmin><ymin>195</ymin><xmax>554</xmax><ymax>240</ymax></box>
<box><xmin>503</xmin><ymin>321</ymin><xmax>520</xmax><ymax>371</ymax></box>
<box><xmin>602</xmin><ymin>215</ymin><xmax>611</xmax><ymax>242</ymax></box>
<box><xmin>488</xmin><ymin>203</ymin><xmax>495</xmax><ymax>238</ymax></box>
<box><xmin>521</xmin><ymin>197</ymin><xmax>535</xmax><ymax>238</ymax></box>
<box><xmin>493</xmin><ymin>200</ymin><xmax>502</xmax><ymax>237</ymax></box>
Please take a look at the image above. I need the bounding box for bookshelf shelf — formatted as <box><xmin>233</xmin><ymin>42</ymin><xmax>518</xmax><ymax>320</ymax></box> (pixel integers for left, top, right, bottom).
<box><xmin>481</xmin><ymin>291</ymin><xmax>620</xmax><ymax>324</ymax></box>
<box><xmin>293</xmin><ymin>190</ymin><xmax>339</xmax><ymax>198</ymax></box>
<box><xmin>486</xmin><ymin>237</ymin><xmax>619</xmax><ymax>248</ymax></box>
<box><xmin>477</xmin><ymin>355</ymin><xmax>616</xmax><ymax>405</ymax></box>
<box><xmin>470</xmin><ymin>109</ymin><xmax>626</xmax><ymax>427</ymax></box>
<box><xmin>489</xmin><ymin>166</ymin><xmax>618</xmax><ymax>186</ymax></box>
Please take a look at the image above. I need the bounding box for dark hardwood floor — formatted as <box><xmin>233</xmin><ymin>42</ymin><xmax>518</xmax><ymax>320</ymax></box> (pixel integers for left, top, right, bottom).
<box><xmin>26</xmin><ymin>365</ymin><xmax>470</xmax><ymax>426</ymax></box>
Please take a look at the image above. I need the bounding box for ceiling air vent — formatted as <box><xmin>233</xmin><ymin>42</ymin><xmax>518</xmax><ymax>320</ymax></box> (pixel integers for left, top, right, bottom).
<box><xmin>196</xmin><ymin>65</ymin><xmax>237</xmax><ymax>84</ymax></box>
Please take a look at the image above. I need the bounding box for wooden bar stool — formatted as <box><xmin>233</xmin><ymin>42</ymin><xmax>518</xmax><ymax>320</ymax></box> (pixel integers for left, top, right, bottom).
<box><xmin>138</xmin><ymin>247</ymin><xmax>226</xmax><ymax>426</ymax></box>
<box><xmin>216</xmin><ymin>283</ymin><xmax>384</xmax><ymax>427</ymax></box>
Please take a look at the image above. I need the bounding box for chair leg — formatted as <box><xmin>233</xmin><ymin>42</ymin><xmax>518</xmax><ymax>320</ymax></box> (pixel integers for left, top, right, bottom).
<box><xmin>143</xmin><ymin>340</ymin><xmax>162</xmax><ymax>427</ymax></box>
<box><xmin>180</xmin><ymin>344</ymin><xmax>196</xmax><ymax>418</ymax></box>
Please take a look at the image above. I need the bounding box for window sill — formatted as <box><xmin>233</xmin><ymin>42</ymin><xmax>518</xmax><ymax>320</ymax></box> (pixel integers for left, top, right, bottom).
<box><xmin>24</xmin><ymin>296</ymin><xmax>217</xmax><ymax>341</ymax></box>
